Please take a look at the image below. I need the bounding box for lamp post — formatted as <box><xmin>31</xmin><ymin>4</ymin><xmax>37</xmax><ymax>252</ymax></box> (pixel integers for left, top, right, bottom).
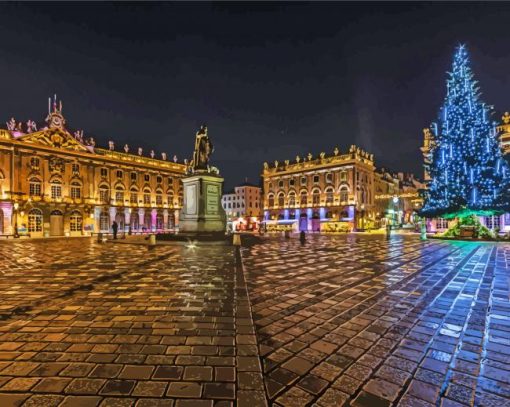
<box><xmin>392</xmin><ymin>196</ymin><xmax>399</xmax><ymax>227</ymax></box>
<box><xmin>361</xmin><ymin>203</ymin><xmax>365</xmax><ymax>231</ymax></box>
<box><xmin>13</xmin><ymin>202</ymin><xmax>19</xmax><ymax>238</ymax></box>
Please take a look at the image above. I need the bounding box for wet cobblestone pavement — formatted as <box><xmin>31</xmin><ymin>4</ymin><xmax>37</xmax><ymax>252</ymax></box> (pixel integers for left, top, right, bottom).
<box><xmin>241</xmin><ymin>235</ymin><xmax>510</xmax><ymax>407</ymax></box>
<box><xmin>0</xmin><ymin>235</ymin><xmax>508</xmax><ymax>407</ymax></box>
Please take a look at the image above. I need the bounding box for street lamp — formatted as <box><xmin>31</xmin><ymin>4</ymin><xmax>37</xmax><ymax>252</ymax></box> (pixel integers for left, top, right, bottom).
<box><xmin>13</xmin><ymin>202</ymin><xmax>19</xmax><ymax>238</ymax></box>
<box><xmin>392</xmin><ymin>196</ymin><xmax>399</xmax><ymax>227</ymax></box>
<box><xmin>360</xmin><ymin>203</ymin><xmax>365</xmax><ymax>231</ymax></box>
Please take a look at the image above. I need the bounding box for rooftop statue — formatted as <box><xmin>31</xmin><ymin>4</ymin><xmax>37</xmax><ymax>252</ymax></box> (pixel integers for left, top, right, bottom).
<box><xmin>192</xmin><ymin>125</ymin><xmax>214</xmax><ymax>171</ymax></box>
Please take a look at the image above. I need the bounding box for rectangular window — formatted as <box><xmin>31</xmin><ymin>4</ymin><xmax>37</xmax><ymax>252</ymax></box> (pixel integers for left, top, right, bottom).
<box><xmin>130</xmin><ymin>192</ymin><xmax>137</xmax><ymax>204</ymax></box>
<box><xmin>156</xmin><ymin>194</ymin><xmax>163</xmax><ymax>205</ymax></box>
<box><xmin>116</xmin><ymin>170</ymin><xmax>123</xmax><ymax>179</ymax></box>
<box><xmin>156</xmin><ymin>176</ymin><xmax>162</xmax><ymax>184</ymax></box>
<box><xmin>168</xmin><ymin>177</ymin><xmax>173</xmax><ymax>185</ymax></box>
<box><xmin>100</xmin><ymin>189</ymin><xmax>109</xmax><ymax>203</ymax></box>
<box><xmin>115</xmin><ymin>191</ymin><xmax>124</xmax><ymax>202</ymax></box>
<box><xmin>71</xmin><ymin>186</ymin><xmax>81</xmax><ymax>199</ymax></box>
<box><xmin>29</xmin><ymin>182</ymin><xmax>41</xmax><ymax>196</ymax></box>
<box><xmin>313</xmin><ymin>175</ymin><xmax>320</xmax><ymax>184</ymax></box>
<box><xmin>100</xmin><ymin>168</ymin><xmax>108</xmax><ymax>177</ymax></box>
<box><xmin>131</xmin><ymin>172</ymin><xmax>137</xmax><ymax>181</ymax></box>
<box><xmin>144</xmin><ymin>193</ymin><xmax>151</xmax><ymax>205</ymax></box>
<box><xmin>144</xmin><ymin>174</ymin><xmax>150</xmax><ymax>182</ymax></box>
<box><xmin>485</xmin><ymin>216</ymin><xmax>501</xmax><ymax>229</ymax></box>
<box><xmin>51</xmin><ymin>184</ymin><xmax>62</xmax><ymax>199</ymax></box>
<box><xmin>72</xmin><ymin>163</ymin><xmax>80</xmax><ymax>173</ymax></box>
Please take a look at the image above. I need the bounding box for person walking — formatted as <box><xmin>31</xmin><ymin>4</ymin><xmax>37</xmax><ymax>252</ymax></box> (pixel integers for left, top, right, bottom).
<box><xmin>112</xmin><ymin>221</ymin><xmax>118</xmax><ymax>240</ymax></box>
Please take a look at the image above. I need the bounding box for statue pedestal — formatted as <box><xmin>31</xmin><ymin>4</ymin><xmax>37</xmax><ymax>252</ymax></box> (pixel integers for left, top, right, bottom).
<box><xmin>179</xmin><ymin>172</ymin><xmax>226</xmax><ymax>234</ymax></box>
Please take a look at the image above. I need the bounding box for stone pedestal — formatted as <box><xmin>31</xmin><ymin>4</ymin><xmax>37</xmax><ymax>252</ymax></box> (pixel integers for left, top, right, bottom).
<box><xmin>179</xmin><ymin>173</ymin><xmax>226</xmax><ymax>233</ymax></box>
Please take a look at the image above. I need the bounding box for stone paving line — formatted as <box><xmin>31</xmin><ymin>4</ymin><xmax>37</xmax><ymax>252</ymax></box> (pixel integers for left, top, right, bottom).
<box><xmin>241</xmin><ymin>235</ymin><xmax>510</xmax><ymax>407</ymax></box>
<box><xmin>0</xmin><ymin>238</ymin><xmax>264</xmax><ymax>407</ymax></box>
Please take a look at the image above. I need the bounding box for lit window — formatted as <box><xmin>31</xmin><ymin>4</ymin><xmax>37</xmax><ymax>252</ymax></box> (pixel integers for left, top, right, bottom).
<box><xmin>130</xmin><ymin>189</ymin><xmax>138</xmax><ymax>204</ymax></box>
<box><xmin>131</xmin><ymin>172</ymin><xmax>137</xmax><ymax>181</ymax></box>
<box><xmin>28</xmin><ymin>209</ymin><xmax>43</xmax><ymax>232</ymax></box>
<box><xmin>70</xmin><ymin>211</ymin><xmax>83</xmax><ymax>232</ymax></box>
<box><xmin>70</xmin><ymin>182</ymin><xmax>81</xmax><ymax>199</ymax></box>
<box><xmin>29</xmin><ymin>178</ymin><xmax>41</xmax><ymax>196</ymax></box>
<box><xmin>51</xmin><ymin>181</ymin><xmax>62</xmax><ymax>199</ymax></box>
<box><xmin>143</xmin><ymin>189</ymin><xmax>151</xmax><ymax>205</ymax></box>
<box><xmin>115</xmin><ymin>188</ymin><xmax>124</xmax><ymax>202</ymax></box>
<box><xmin>72</xmin><ymin>163</ymin><xmax>80</xmax><ymax>174</ymax></box>
<box><xmin>99</xmin><ymin>186</ymin><xmax>109</xmax><ymax>203</ymax></box>
<box><xmin>116</xmin><ymin>170</ymin><xmax>123</xmax><ymax>179</ymax></box>
<box><xmin>100</xmin><ymin>168</ymin><xmax>108</xmax><ymax>177</ymax></box>
<box><xmin>312</xmin><ymin>190</ymin><xmax>320</xmax><ymax>205</ymax></box>
<box><xmin>156</xmin><ymin>193</ymin><xmax>163</xmax><ymax>205</ymax></box>
<box><xmin>144</xmin><ymin>174</ymin><xmax>150</xmax><ymax>182</ymax></box>
<box><xmin>340</xmin><ymin>172</ymin><xmax>347</xmax><ymax>181</ymax></box>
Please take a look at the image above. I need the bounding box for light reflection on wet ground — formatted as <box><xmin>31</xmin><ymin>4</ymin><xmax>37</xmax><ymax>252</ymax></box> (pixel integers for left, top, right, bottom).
<box><xmin>241</xmin><ymin>234</ymin><xmax>510</xmax><ymax>406</ymax></box>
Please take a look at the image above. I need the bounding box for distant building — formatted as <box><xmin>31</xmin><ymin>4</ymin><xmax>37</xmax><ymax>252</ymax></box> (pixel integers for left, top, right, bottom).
<box><xmin>374</xmin><ymin>169</ymin><xmax>424</xmax><ymax>228</ymax></box>
<box><xmin>262</xmin><ymin>145</ymin><xmax>375</xmax><ymax>232</ymax></box>
<box><xmin>221</xmin><ymin>182</ymin><xmax>262</xmax><ymax>230</ymax></box>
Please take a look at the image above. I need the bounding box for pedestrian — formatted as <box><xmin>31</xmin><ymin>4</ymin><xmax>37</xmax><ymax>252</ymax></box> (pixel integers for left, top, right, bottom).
<box><xmin>112</xmin><ymin>221</ymin><xmax>118</xmax><ymax>240</ymax></box>
<box><xmin>300</xmin><ymin>230</ymin><xmax>306</xmax><ymax>245</ymax></box>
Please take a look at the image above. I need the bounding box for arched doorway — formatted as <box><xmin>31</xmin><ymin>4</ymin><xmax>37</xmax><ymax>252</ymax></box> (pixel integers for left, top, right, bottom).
<box><xmin>50</xmin><ymin>210</ymin><xmax>64</xmax><ymax>236</ymax></box>
<box><xmin>115</xmin><ymin>213</ymin><xmax>125</xmax><ymax>232</ymax></box>
<box><xmin>28</xmin><ymin>209</ymin><xmax>43</xmax><ymax>237</ymax></box>
<box><xmin>99</xmin><ymin>210</ymin><xmax>110</xmax><ymax>232</ymax></box>
<box><xmin>167</xmin><ymin>212</ymin><xmax>175</xmax><ymax>230</ymax></box>
<box><xmin>69</xmin><ymin>210</ymin><xmax>83</xmax><ymax>236</ymax></box>
<box><xmin>131</xmin><ymin>212</ymin><xmax>139</xmax><ymax>231</ymax></box>
<box><xmin>311</xmin><ymin>211</ymin><xmax>320</xmax><ymax>232</ymax></box>
<box><xmin>299</xmin><ymin>212</ymin><xmax>308</xmax><ymax>232</ymax></box>
<box><xmin>156</xmin><ymin>213</ymin><xmax>164</xmax><ymax>231</ymax></box>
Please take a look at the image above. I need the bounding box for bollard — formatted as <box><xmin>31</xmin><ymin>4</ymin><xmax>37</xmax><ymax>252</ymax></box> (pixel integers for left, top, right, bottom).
<box><xmin>284</xmin><ymin>230</ymin><xmax>290</xmax><ymax>239</ymax></box>
<box><xmin>148</xmin><ymin>234</ymin><xmax>156</xmax><ymax>250</ymax></box>
<box><xmin>97</xmin><ymin>232</ymin><xmax>103</xmax><ymax>243</ymax></box>
<box><xmin>233</xmin><ymin>233</ymin><xmax>241</xmax><ymax>246</ymax></box>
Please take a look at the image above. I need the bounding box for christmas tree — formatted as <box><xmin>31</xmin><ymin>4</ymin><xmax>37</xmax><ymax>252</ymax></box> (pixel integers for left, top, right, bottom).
<box><xmin>421</xmin><ymin>45</ymin><xmax>510</xmax><ymax>219</ymax></box>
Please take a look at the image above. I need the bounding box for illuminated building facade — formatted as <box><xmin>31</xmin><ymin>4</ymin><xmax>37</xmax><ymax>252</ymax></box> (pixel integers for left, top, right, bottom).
<box><xmin>221</xmin><ymin>182</ymin><xmax>262</xmax><ymax>230</ymax></box>
<box><xmin>374</xmin><ymin>169</ymin><xmax>424</xmax><ymax>228</ymax></box>
<box><xmin>0</xmin><ymin>99</ymin><xmax>186</xmax><ymax>237</ymax></box>
<box><xmin>262</xmin><ymin>145</ymin><xmax>375</xmax><ymax>232</ymax></box>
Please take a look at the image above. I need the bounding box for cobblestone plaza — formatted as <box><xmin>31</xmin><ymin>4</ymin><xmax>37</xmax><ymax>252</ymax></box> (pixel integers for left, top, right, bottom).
<box><xmin>0</xmin><ymin>236</ymin><xmax>508</xmax><ymax>407</ymax></box>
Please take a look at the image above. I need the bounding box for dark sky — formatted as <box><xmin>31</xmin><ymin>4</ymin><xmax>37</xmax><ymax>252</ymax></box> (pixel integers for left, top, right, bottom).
<box><xmin>2</xmin><ymin>2</ymin><xmax>510</xmax><ymax>189</ymax></box>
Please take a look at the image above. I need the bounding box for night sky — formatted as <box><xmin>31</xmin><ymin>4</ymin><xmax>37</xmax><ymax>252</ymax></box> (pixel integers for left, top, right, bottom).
<box><xmin>2</xmin><ymin>2</ymin><xmax>510</xmax><ymax>190</ymax></box>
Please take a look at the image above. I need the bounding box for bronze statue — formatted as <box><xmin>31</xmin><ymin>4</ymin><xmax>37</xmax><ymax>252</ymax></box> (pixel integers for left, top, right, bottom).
<box><xmin>192</xmin><ymin>125</ymin><xmax>214</xmax><ymax>171</ymax></box>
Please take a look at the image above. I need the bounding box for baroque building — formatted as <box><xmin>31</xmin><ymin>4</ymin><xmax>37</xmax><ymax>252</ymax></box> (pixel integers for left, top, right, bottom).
<box><xmin>0</xmin><ymin>99</ymin><xmax>186</xmax><ymax>237</ymax></box>
<box><xmin>262</xmin><ymin>145</ymin><xmax>375</xmax><ymax>232</ymax></box>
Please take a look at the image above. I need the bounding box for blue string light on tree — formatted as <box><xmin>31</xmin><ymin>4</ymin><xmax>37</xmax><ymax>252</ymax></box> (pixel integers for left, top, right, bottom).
<box><xmin>421</xmin><ymin>44</ymin><xmax>510</xmax><ymax>219</ymax></box>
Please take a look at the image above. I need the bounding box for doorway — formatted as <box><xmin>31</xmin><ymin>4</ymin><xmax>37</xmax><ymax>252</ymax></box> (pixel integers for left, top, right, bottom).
<box><xmin>50</xmin><ymin>210</ymin><xmax>64</xmax><ymax>236</ymax></box>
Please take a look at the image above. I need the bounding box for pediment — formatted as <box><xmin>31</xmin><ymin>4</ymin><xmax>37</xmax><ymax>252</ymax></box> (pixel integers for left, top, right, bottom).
<box><xmin>17</xmin><ymin>128</ymin><xmax>90</xmax><ymax>152</ymax></box>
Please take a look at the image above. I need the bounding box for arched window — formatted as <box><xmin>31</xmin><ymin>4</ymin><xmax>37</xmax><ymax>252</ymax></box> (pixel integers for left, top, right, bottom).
<box><xmin>70</xmin><ymin>182</ymin><xmax>81</xmax><ymax>199</ymax></box>
<box><xmin>325</xmin><ymin>187</ymin><xmax>334</xmax><ymax>205</ymax></box>
<box><xmin>167</xmin><ymin>191</ymin><xmax>174</xmax><ymax>206</ymax></box>
<box><xmin>50</xmin><ymin>179</ymin><xmax>62</xmax><ymax>199</ymax></box>
<box><xmin>130</xmin><ymin>187</ymin><xmax>138</xmax><ymax>204</ymax></box>
<box><xmin>99</xmin><ymin>210</ymin><xmax>110</xmax><ymax>232</ymax></box>
<box><xmin>70</xmin><ymin>210</ymin><xmax>83</xmax><ymax>232</ymax></box>
<box><xmin>28</xmin><ymin>209</ymin><xmax>43</xmax><ymax>232</ymax></box>
<box><xmin>131</xmin><ymin>211</ymin><xmax>139</xmax><ymax>230</ymax></box>
<box><xmin>277</xmin><ymin>192</ymin><xmax>285</xmax><ymax>207</ymax></box>
<box><xmin>288</xmin><ymin>192</ymin><xmax>296</xmax><ymax>207</ymax></box>
<box><xmin>115</xmin><ymin>186</ymin><xmax>124</xmax><ymax>203</ymax></box>
<box><xmin>143</xmin><ymin>212</ymin><xmax>152</xmax><ymax>230</ymax></box>
<box><xmin>155</xmin><ymin>190</ymin><xmax>163</xmax><ymax>206</ymax></box>
<box><xmin>143</xmin><ymin>188</ymin><xmax>151</xmax><ymax>205</ymax></box>
<box><xmin>340</xmin><ymin>186</ymin><xmax>349</xmax><ymax>203</ymax></box>
<box><xmin>268</xmin><ymin>194</ymin><xmax>275</xmax><ymax>207</ymax></box>
<box><xmin>300</xmin><ymin>191</ymin><xmax>308</xmax><ymax>206</ymax></box>
<box><xmin>156</xmin><ymin>213</ymin><xmax>164</xmax><ymax>230</ymax></box>
<box><xmin>167</xmin><ymin>212</ymin><xmax>175</xmax><ymax>229</ymax></box>
<box><xmin>29</xmin><ymin>178</ymin><xmax>41</xmax><ymax>196</ymax></box>
<box><xmin>99</xmin><ymin>185</ymin><xmax>109</xmax><ymax>204</ymax></box>
<box><xmin>312</xmin><ymin>189</ymin><xmax>320</xmax><ymax>206</ymax></box>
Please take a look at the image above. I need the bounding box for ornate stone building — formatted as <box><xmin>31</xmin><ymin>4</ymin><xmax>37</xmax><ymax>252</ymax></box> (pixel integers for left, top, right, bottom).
<box><xmin>0</xmin><ymin>99</ymin><xmax>186</xmax><ymax>237</ymax></box>
<box><xmin>262</xmin><ymin>145</ymin><xmax>375</xmax><ymax>232</ymax></box>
